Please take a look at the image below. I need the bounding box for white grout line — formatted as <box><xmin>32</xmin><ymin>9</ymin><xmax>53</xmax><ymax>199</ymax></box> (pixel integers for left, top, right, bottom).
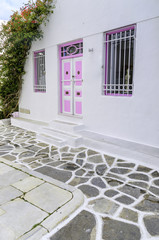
<box><xmin>0</xmin><ymin>125</ymin><xmax>159</xmax><ymax>240</ymax></box>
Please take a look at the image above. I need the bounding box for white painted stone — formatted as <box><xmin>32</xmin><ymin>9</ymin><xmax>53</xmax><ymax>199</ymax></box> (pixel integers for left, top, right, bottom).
<box><xmin>0</xmin><ymin>198</ymin><xmax>48</xmax><ymax>239</ymax></box>
<box><xmin>24</xmin><ymin>183</ymin><xmax>72</xmax><ymax>213</ymax></box>
<box><xmin>0</xmin><ymin>223</ymin><xmax>16</xmax><ymax>240</ymax></box>
<box><xmin>12</xmin><ymin>176</ymin><xmax>44</xmax><ymax>192</ymax></box>
<box><xmin>0</xmin><ymin>158</ymin><xmax>29</xmax><ymax>172</ymax></box>
<box><xmin>0</xmin><ymin>169</ymin><xmax>28</xmax><ymax>188</ymax></box>
<box><xmin>0</xmin><ymin>208</ymin><xmax>5</xmax><ymax>216</ymax></box>
<box><xmin>0</xmin><ymin>186</ymin><xmax>22</xmax><ymax>204</ymax></box>
<box><xmin>42</xmin><ymin>189</ymin><xmax>84</xmax><ymax>231</ymax></box>
<box><xmin>0</xmin><ymin>164</ymin><xmax>14</xmax><ymax>175</ymax></box>
<box><xmin>0</xmin><ymin>157</ymin><xmax>76</xmax><ymax>192</ymax></box>
<box><xmin>0</xmin><ymin>163</ymin><xmax>8</xmax><ymax>168</ymax></box>
<box><xmin>19</xmin><ymin>226</ymin><xmax>48</xmax><ymax>240</ymax></box>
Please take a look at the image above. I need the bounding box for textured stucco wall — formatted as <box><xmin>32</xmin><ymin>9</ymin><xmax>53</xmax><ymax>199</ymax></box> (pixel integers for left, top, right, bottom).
<box><xmin>19</xmin><ymin>0</ymin><xmax>159</xmax><ymax>148</ymax></box>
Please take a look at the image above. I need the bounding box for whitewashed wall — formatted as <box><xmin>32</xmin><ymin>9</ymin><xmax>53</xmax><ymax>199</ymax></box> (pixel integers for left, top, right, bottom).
<box><xmin>0</xmin><ymin>20</ymin><xmax>7</xmax><ymax>52</ymax></box>
<box><xmin>19</xmin><ymin>0</ymin><xmax>159</xmax><ymax>148</ymax></box>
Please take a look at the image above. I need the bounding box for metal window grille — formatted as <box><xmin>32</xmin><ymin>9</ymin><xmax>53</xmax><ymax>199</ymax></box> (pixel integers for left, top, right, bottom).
<box><xmin>103</xmin><ymin>26</ymin><xmax>135</xmax><ymax>96</ymax></box>
<box><xmin>34</xmin><ymin>50</ymin><xmax>46</xmax><ymax>92</ymax></box>
<box><xmin>60</xmin><ymin>42</ymin><xmax>83</xmax><ymax>58</ymax></box>
<box><xmin>34</xmin><ymin>85</ymin><xmax>46</xmax><ymax>92</ymax></box>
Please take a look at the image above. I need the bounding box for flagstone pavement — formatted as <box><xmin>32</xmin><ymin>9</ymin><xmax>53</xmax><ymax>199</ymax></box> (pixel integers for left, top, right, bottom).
<box><xmin>0</xmin><ymin>123</ymin><xmax>159</xmax><ymax>240</ymax></box>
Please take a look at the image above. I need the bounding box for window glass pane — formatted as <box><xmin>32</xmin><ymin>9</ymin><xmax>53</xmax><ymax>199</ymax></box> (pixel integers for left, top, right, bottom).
<box><xmin>105</xmin><ymin>26</ymin><xmax>135</xmax><ymax>96</ymax></box>
<box><xmin>34</xmin><ymin>50</ymin><xmax>46</xmax><ymax>92</ymax></box>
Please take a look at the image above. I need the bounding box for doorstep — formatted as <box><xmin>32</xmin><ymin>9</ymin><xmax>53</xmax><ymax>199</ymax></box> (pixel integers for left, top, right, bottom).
<box><xmin>0</xmin><ymin>157</ymin><xmax>84</xmax><ymax>240</ymax></box>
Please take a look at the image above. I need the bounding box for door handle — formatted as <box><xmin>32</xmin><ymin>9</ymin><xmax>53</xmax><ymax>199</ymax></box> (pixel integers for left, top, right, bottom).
<box><xmin>71</xmin><ymin>79</ymin><xmax>83</xmax><ymax>82</ymax></box>
<box><xmin>74</xmin><ymin>79</ymin><xmax>84</xmax><ymax>81</ymax></box>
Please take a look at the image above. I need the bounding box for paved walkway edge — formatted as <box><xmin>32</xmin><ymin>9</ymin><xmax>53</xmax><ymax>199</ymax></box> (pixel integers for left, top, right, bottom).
<box><xmin>0</xmin><ymin>157</ymin><xmax>84</xmax><ymax>240</ymax></box>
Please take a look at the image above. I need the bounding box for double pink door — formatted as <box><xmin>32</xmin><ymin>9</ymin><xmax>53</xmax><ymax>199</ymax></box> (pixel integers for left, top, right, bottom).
<box><xmin>61</xmin><ymin>57</ymin><xmax>82</xmax><ymax>116</ymax></box>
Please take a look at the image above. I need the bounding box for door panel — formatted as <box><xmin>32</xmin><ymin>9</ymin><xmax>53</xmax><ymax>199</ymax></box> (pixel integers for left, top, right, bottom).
<box><xmin>73</xmin><ymin>57</ymin><xmax>83</xmax><ymax>116</ymax></box>
<box><xmin>64</xmin><ymin>62</ymin><xmax>71</xmax><ymax>85</ymax></box>
<box><xmin>62</xmin><ymin>59</ymin><xmax>72</xmax><ymax>114</ymax></box>
<box><xmin>64</xmin><ymin>100</ymin><xmax>71</xmax><ymax>113</ymax></box>
<box><xmin>75</xmin><ymin>61</ymin><xmax>82</xmax><ymax>80</ymax></box>
<box><xmin>75</xmin><ymin>101</ymin><xmax>82</xmax><ymax>115</ymax></box>
<box><xmin>61</xmin><ymin>57</ymin><xmax>82</xmax><ymax>116</ymax></box>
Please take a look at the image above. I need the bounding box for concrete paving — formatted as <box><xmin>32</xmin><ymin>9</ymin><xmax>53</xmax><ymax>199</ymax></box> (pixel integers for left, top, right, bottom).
<box><xmin>0</xmin><ymin>158</ymin><xmax>83</xmax><ymax>240</ymax></box>
<box><xmin>0</xmin><ymin>124</ymin><xmax>159</xmax><ymax>239</ymax></box>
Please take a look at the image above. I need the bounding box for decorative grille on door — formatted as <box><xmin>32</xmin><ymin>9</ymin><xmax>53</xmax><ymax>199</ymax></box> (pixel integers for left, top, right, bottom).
<box><xmin>60</xmin><ymin>42</ymin><xmax>83</xmax><ymax>58</ymax></box>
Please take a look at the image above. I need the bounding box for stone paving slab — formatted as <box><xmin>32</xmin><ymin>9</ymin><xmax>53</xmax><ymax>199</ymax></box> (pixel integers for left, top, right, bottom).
<box><xmin>24</xmin><ymin>183</ymin><xmax>72</xmax><ymax>213</ymax></box>
<box><xmin>0</xmin><ymin>124</ymin><xmax>159</xmax><ymax>239</ymax></box>
<box><xmin>1</xmin><ymin>198</ymin><xmax>48</xmax><ymax>239</ymax></box>
<box><xmin>0</xmin><ymin>163</ymin><xmax>13</xmax><ymax>174</ymax></box>
<box><xmin>12</xmin><ymin>176</ymin><xmax>44</xmax><ymax>192</ymax></box>
<box><xmin>0</xmin><ymin>157</ymin><xmax>84</xmax><ymax>240</ymax></box>
<box><xmin>0</xmin><ymin>169</ymin><xmax>28</xmax><ymax>188</ymax></box>
<box><xmin>19</xmin><ymin>226</ymin><xmax>48</xmax><ymax>240</ymax></box>
<box><xmin>0</xmin><ymin>185</ymin><xmax>22</xmax><ymax>205</ymax></box>
<box><xmin>0</xmin><ymin>222</ymin><xmax>16</xmax><ymax>240</ymax></box>
<box><xmin>50</xmin><ymin>210</ymin><xmax>96</xmax><ymax>240</ymax></box>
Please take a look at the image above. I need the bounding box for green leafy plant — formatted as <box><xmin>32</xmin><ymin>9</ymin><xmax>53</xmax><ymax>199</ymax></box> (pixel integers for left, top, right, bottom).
<box><xmin>0</xmin><ymin>0</ymin><xmax>54</xmax><ymax>119</ymax></box>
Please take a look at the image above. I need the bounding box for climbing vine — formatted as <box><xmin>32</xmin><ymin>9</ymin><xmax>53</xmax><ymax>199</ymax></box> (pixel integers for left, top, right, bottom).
<box><xmin>0</xmin><ymin>0</ymin><xmax>54</xmax><ymax>119</ymax></box>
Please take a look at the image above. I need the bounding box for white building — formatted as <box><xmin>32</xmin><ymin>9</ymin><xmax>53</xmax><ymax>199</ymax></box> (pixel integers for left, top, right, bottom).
<box><xmin>0</xmin><ymin>20</ymin><xmax>7</xmax><ymax>51</ymax></box>
<box><xmin>0</xmin><ymin>20</ymin><xmax>5</xmax><ymax>31</ymax></box>
<box><xmin>12</xmin><ymin>0</ymin><xmax>159</xmax><ymax>166</ymax></box>
<box><xmin>0</xmin><ymin>20</ymin><xmax>7</xmax><ymax>70</ymax></box>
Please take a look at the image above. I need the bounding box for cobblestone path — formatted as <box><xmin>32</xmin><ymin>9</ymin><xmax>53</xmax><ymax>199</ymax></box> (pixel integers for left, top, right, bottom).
<box><xmin>0</xmin><ymin>124</ymin><xmax>159</xmax><ymax>240</ymax></box>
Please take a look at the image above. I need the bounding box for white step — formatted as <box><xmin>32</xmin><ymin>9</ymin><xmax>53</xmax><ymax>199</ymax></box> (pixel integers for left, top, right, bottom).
<box><xmin>49</xmin><ymin>119</ymin><xmax>85</xmax><ymax>133</ymax></box>
<box><xmin>37</xmin><ymin>133</ymin><xmax>66</xmax><ymax>147</ymax></box>
<box><xmin>40</xmin><ymin>127</ymin><xmax>83</xmax><ymax>147</ymax></box>
<box><xmin>11</xmin><ymin>117</ymin><xmax>49</xmax><ymax>133</ymax></box>
<box><xmin>0</xmin><ymin>119</ymin><xmax>11</xmax><ymax>126</ymax></box>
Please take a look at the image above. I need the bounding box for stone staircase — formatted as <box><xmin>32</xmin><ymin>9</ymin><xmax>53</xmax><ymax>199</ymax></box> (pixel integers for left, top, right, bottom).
<box><xmin>11</xmin><ymin>117</ymin><xmax>85</xmax><ymax>147</ymax></box>
<box><xmin>37</xmin><ymin>120</ymin><xmax>85</xmax><ymax>147</ymax></box>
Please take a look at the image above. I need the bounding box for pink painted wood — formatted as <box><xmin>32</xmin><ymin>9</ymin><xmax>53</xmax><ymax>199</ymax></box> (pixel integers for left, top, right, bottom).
<box><xmin>75</xmin><ymin>61</ymin><xmax>82</xmax><ymax>86</ymax></box>
<box><xmin>64</xmin><ymin>62</ymin><xmax>71</xmax><ymax>85</ymax></box>
<box><xmin>63</xmin><ymin>59</ymin><xmax>72</xmax><ymax>114</ymax></box>
<box><xmin>75</xmin><ymin>102</ymin><xmax>82</xmax><ymax>114</ymax></box>
<box><xmin>74</xmin><ymin>58</ymin><xmax>82</xmax><ymax>115</ymax></box>
<box><xmin>64</xmin><ymin>90</ymin><xmax>71</xmax><ymax>96</ymax></box>
<box><xmin>59</xmin><ymin>40</ymin><xmax>83</xmax><ymax>114</ymax></box>
<box><xmin>64</xmin><ymin>100</ymin><xmax>71</xmax><ymax>113</ymax></box>
<box><xmin>75</xmin><ymin>90</ymin><xmax>82</xmax><ymax>97</ymax></box>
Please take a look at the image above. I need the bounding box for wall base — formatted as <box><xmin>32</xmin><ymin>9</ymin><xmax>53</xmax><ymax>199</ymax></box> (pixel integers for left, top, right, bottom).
<box><xmin>80</xmin><ymin>130</ymin><xmax>159</xmax><ymax>169</ymax></box>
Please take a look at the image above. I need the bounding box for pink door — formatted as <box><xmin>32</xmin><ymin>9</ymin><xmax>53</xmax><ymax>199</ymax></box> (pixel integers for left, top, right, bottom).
<box><xmin>62</xmin><ymin>59</ymin><xmax>72</xmax><ymax>114</ymax></box>
<box><xmin>73</xmin><ymin>58</ymin><xmax>82</xmax><ymax>115</ymax></box>
<box><xmin>61</xmin><ymin>57</ymin><xmax>82</xmax><ymax>116</ymax></box>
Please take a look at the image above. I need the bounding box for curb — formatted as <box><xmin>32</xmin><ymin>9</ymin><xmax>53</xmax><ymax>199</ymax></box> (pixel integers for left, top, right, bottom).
<box><xmin>0</xmin><ymin>157</ymin><xmax>84</xmax><ymax>240</ymax></box>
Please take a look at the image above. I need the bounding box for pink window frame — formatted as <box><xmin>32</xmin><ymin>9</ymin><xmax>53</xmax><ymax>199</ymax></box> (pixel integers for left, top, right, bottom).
<box><xmin>34</xmin><ymin>49</ymin><xmax>46</xmax><ymax>93</ymax></box>
<box><xmin>105</xmin><ymin>25</ymin><xmax>135</xmax><ymax>97</ymax></box>
<box><xmin>59</xmin><ymin>39</ymin><xmax>83</xmax><ymax>113</ymax></box>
